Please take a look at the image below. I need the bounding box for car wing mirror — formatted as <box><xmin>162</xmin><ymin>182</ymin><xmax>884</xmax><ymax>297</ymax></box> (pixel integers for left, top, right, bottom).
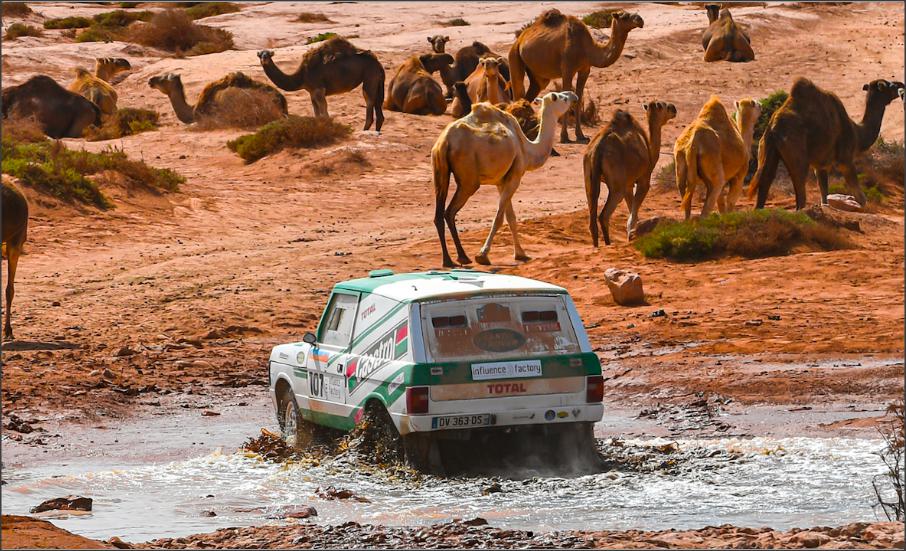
<box><xmin>303</xmin><ymin>332</ymin><xmax>317</xmax><ymax>345</ymax></box>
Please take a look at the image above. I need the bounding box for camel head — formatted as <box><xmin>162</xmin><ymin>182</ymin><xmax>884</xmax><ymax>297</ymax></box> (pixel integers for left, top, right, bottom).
<box><xmin>612</xmin><ymin>11</ymin><xmax>644</xmax><ymax>32</ymax></box>
<box><xmin>862</xmin><ymin>79</ymin><xmax>905</xmax><ymax>106</ymax></box>
<box><xmin>533</xmin><ymin>91</ymin><xmax>578</xmax><ymax>118</ymax></box>
<box><xmin>733</xmin><ymin>98</ymin><xmax>761</xmax><ymax>130</ymax></box>
<box><xmin>148</xmin><ymin>73</ymin><xmax>183</xmax><ymax>96</ymax></box>
<box><xmin>899</xmin><ymin>87</ymin><xmax>905</xmax><ymax>103</ymax></box>
<box><xmin>478</xmin><ymin>57</ymin><xmax>504</xmax><ymax>79</ymax></box>
<box><xmin>705</xmin><ymin>4</ymin><xmax>720</xmax><ymax>23</ymax></box>
<box><xmin>257</xmin><ymin>50</ymin><xmax>275</xmax><ymax>63</ymax></box>
<box><xmin>419</xmin><ymin>53</ymin><xmax>455</xmax><ymax>74</ymax></box>
<box><xmin>97</xmin><ymin>57</ymin><xmax>132</xmax><ymax>74</ymax></box>
<box><xmin>642</xmin><ymin>100</ymin><xmax>677</xmax><ymax>126</ymax></box>
<box><xmin>427</xmin><ymin>35</ymin><xmax>450</xmax><ymax>53</ymax></box>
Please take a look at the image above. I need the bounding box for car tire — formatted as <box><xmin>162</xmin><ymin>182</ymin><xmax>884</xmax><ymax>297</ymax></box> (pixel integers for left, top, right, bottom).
<box><xmin>358</xmin><ymin>402</ymin><xmax>403</xmax><ymax>463</ymax></box>
<box><xmin>278</xmin><ymin>390</ymin><xmax>314</xmax><ymax>450</ymax></box>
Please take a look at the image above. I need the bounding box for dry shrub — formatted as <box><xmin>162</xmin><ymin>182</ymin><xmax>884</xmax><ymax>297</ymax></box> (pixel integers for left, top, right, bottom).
<box><xmin>873</xmin><ymin>401</ymin><xmax>905</xmax><ymax>522</ymax></box>
<box><xmin>311</xmin><ymin>148</ymin><xmax>370</xmax><ymax>176</ymax></box>
<box><xmin>184</xmin><ymin>2</ymin><xmax>240</xmax><ymax>20</ymax></box>
<box><xmin>4</xmin><ymin>23</ymin><xmax>43</xmax><ymax>40</ymax></box>
<box><xmin>440</xmin><ymin>18</ymin><xmax>469</xmax><ymax>27</ymax></box>
<box><xmin>1</xmin><ymin>2</ymin><xmax>32</xmax><ymax>17</ymax></box>
<box><xmin>193</xmin><ymin>88</ymin><xmax>287</xmax><ymax>130</ymax></box>
<box><xmin>514</xmin><ymin>20</ymin><xmax>532</xmax><ymax>38</ymax></box>
<box><xmin>83</xmin><ymin>107</ymin><xmax>160</xmax><ymax>141</ymax></box>
<box><xmin>306</xmin><ymin>31</ymin><xmax>337</xmax><ymax>44</ymax></box>
<box><xmin>227</xmin><ymin>115</ymin><xmax>352</xmax><ymax>163</ymax></box>
<box><xmin>296</xmin><ymin>12</ymin><xmax>333</xmax><ymax>23</ymax></box>
<box><xmin>553</xmin><ymin>82</ymin><xmax>601</xmax><ymax>126</ymax></box>
<box><xmin>44</xmin><ymin>16</ymin><xmax>92</xmax><ymax>29</ymax></box>
<box><xmin>127</xmin><ymin>9</ymin><xmax>233</xmax><ymax>55</ymax></box>
<box><xmin>582</xmin><ymin>9</ymin><xmax>620</xmax><ymax>29</ymax></box>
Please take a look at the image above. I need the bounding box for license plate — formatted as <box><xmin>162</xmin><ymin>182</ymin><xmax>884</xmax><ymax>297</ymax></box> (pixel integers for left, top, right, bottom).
<box><xmin>431</xmin><ymin>414</ymin><xmax>493</xmax><ymax>430</ymax></box>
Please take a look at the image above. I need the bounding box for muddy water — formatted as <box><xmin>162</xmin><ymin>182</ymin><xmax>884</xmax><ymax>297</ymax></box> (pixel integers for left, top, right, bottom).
<box><xmin>1</xmin><ymin>399</ymin><xmax>889</xmax><ymax>543</ymax></box>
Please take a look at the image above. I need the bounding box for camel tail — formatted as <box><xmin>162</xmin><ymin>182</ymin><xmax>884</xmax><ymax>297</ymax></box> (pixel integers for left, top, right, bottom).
<box><xmin>748</xmin><ymin>130</ymin><xmax>778</xmax><ymax>204</ymax></box>
<box><xmin>681</xmin><ymin>146</ymin><xmax>699</xmax><ymax>215</ymax></box>
<box><xmin>507</xmin><ymin>44</ymin><xmax>526</xmax><ymax>100</ymax></box>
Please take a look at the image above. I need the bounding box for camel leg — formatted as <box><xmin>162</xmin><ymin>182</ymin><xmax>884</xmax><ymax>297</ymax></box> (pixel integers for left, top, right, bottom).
<box><xmin>311</xmin><ymin>89</ymin><xmax>329</xmax><ymax>118</ymax></box>
<box><xmin>504</xmin><ymin>199</ymin><xmax>529</xmax><ymax>261</ymax></box>
<box><xmin>628</xmin><ymin>177</ymin><xmax>651</xmax><ymax>239</ymax></box>
<box><xmin>724</xmin><ymin>172</ymin><xmax>746</xmax><ymax>212</ymax></box>
<box><xmin>434</xmin><ymin>172</ymin><xmax>455</xmax><ymax>268</ymax></box>
<box><xmin>558</xmin><ymin>69</ymin><xmax>577</xmax><ymax>143</ymax></box>
<box><xmin>573</xmin><ymin>69</ymin><xmax>591</xmax><ymax>143</ymax></box>
<box><xmin>476</xmin><ymin>170</ymin><xmax>521</xmax><ymax>265</ymax></box>
<box><xmin>362</xmin><ymin>89</ymin><xmax>375</xmax><ymax>131</ymax></box>
<box><xmin>4</xmin><ymin>248</ymin><xmax>18</xmax><ymax>340</ymax></box>
<box><xmin>699</xmin><ymin>161</ymin><xmax>725</xmax><ymax>217</ymax></box>
<box><xmin>816</xmin><ymin>169</ymin><xmax>830</xmax><ymax>205</ymax></box>
<box><xmin>598</xmin><ymin>183</ymin><xmax>625</xmax><ymax>246</ymax></box>
<box><xmin>445</xmin><ymin>180</ymin><xmax>479</xmax><ymax>266</ymax></box>
<box><xmin>776</xmin><ymin>140</ymin><xmax>809</xmax><ymax>210</ymax></box>
<box><xmin>840</xmin><ymin>163</ymin><xmax>867</xmax><ymax>206</ymax></box>
<box><xmin>716</xmin><ymin>187</ymin><xmax>728</xmax><ymax>214</ymax></box>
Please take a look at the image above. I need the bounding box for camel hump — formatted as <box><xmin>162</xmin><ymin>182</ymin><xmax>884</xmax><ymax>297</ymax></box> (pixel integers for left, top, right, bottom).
<box><xmin>471</xmin><ymin>41</ymin><xmax>490</xmax><ymax>53</ymax></box>
<box><xmin>790</xmin><ymin>77</ymin><xmax>820</xmax><ymax>99</ymax></box>
<box><xmin>538</xmin><ymin>8</ymin><xmax>566</xmax><ymax>26</ymax></box>
<box><xmin>608</xmin><ymin>109</ymin><xmax>636</xmax><ymax>131</ymax></box>
<box><xmin>197</xmin><ymin>71</ymin><xmax>285</xmax><ymax>112</ymax></box>
<box><xmin>305</xmin><ymin>37</ymin><xmax>370</xmax><ymax>65</ymax></box>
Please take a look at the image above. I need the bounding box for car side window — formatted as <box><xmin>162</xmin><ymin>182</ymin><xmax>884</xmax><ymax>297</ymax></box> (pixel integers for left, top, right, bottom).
<box><xmin>320</xmin><ymin>293</ymin><xmax>358</xmax><ymax>348</ymax></box>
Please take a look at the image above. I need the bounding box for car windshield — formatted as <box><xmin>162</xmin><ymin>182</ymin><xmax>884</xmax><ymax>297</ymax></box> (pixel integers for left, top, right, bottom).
<box><xmin>419</xmin><ymin>294</ymin><xmax>581</xmax><ymax>362</ymax></box>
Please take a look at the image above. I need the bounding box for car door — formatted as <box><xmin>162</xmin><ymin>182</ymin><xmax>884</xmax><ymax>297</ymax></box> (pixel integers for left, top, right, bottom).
<box><xmin>306</xmin><ymin>291</ymin><xmax>358</xmax><ymax>406</ymax></box>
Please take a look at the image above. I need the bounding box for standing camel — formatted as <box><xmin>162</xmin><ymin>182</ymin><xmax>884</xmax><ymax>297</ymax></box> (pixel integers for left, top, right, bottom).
<box><xmin>427</xmin><ymin>35</ymin><xmax>450</xmax><ymax>53</ymax></box>
<box><xmin>450</xmin><ymin>57</ymin><xmax>509</xmax><ymax>118</ymax></box>
<box><xmin>257</xmin><ymin>37</ymin><xmax>385</xmax><ymax>131</ymax></box>
<box><xmin>583</xmin><ymin>101</ymin><xmax>676</xmax><ymax>247</ymax></box>
<box><xmin>673</xmin><ymin>96</ymin><xmax>760</xmax><ymax>219</ymax></box>
<box><xmin>2</xmin><ymin>178</ymin><xmax>28</xmax><ymax>341</ymax></box>
<box><xmin>509</xmin><ymin>9</ymin><xmax>643</xmax><ymax>143</ymax></box>
<box><xmin>432</xmin><ymin>91</ymin><xmax>577</xmax><ymax>267</ymax></box>
<box><xmin>749</xmin><ymin>78</ymin><xmax>904</xmax><ymax>209</ymax></box>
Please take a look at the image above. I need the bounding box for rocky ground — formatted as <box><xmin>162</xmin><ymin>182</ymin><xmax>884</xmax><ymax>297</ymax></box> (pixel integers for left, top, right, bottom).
<box><xmin>1</xmin><ymin>1</ymin><xmax>904</xmax><ymax>548</ymax></box>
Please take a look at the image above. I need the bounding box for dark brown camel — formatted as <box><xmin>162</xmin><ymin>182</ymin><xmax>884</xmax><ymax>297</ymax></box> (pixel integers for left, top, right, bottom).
<box><xmin>749</xmin><ymin>78</ymin><xmax>904</xmax><ymax>209</ymax></box>
<box><xmin>257</xmin><ymin>38</ymin><xmax>385</xmax><ymax>131</ymax></box>
<box><xmin>2</xmin><ymin>178</ymin><xmax>29</xmax><ymax>341</ymax></box>
<box><xmin>2</xmin><ymin>75</ymin><xmax>101</xmax><ymax>138</ymax></box>
<box><xmin>703</xmin><ymin>7</ymin><xmax>754</xmax><ymax>62</ymax></box>
<box><xmin>384</xmin><ymin>54</ymin><xmax>453</xmax><ymax>115</ymax></box>
<box><xmin>427</xmin><ymin>35</ymin><xmax>450</xmax><ymax>53</ymax></box>
<box><xmin>701</xmin><ymin>4</ymin><xmax>721</xmax><ymax>49</ymax></box>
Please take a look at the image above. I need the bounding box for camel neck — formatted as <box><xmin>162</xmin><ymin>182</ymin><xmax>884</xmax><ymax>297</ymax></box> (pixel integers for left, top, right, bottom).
<box><xmin>486</xmin><ymin>74</ymin><xmax>502</xmax><ymax>105</ymax></box>
<box><xmin>523</xmin><ymin>103</ymin><xmax>558</xmax><ymax>169</ymax></box>
<box><xmin>168</xmin><ymin>85</ymin><xmax>196</xmax><ymax>124</ymax></box>
<box><xmin>262</xmin><ymin>59</ymin><xmax>307</xmax><ymax>92</ymax></box>
<box><xmin>647</xmin><ymin>116</ymin><xmax>664</xmax><ymax>169</ymax></box>
<box><xmin>95</xmin><ymin>65</ymin><xmax>112</xmax><ymax>82</ymax></box>
<box><xmin>856</xmin><ymin>94</ymin><xmax>889</xmax><ymax>151</ymax></box>
<box><xmin>590</xmin><ymin>24</ymin><xmax>630</xmax><ymax>67</ymax></box>
<box><xmin>736</xmin><ymin>111</ymin><xmax>756</xmax><ymax>151</ymax></box>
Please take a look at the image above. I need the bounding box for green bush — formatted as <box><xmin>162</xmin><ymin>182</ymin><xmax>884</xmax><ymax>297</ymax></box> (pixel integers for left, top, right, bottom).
<box><xmin>4</xmin><ymin>23</ymin><xmax>43</xmax><ymax>39</ymax></box>
<box><xmin>634</xmin><ymin>209</ymin><xmax>848</xmax><ymax>261</ymax></box>
<box><xmin>1</xmin><ymin>127</ymin><xmax>182</xmax><ymax>209</ymax></box>
<box><xmin>185</xmin><ymin>2</ymin><xmax>240</xmax><ymax>20</ymax></box>
<box><xmin>70</xmin><ymin>9</ymin><xmax>153</xmax><ymax>42</ymax></box>
<box><xmin>83</xmin><ymin>108</ymin><xmax>160</xmax><ymax>141</ymax></box>
<box><xmin>582</xmin><ymin>9</ymin><xmax>618</xmax><ymax>29</ymax></box>
<box><xmin>306</xmin><ymin>31</ymin><xmax>337</xmax><ymax>44</ymax></box>
<box><xmin>44</xmin><ymin>16</ymin><xmax>92</xmax><ymax>29</ymax></box>
<box><xmin>227</xmin><ymin>115</ymin><xmax>352</xmax><ymax>163</ymax></box>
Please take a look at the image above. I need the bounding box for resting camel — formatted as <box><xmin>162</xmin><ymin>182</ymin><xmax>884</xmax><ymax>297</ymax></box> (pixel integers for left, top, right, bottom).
<box><xmin>70</xmin><ymin>68</ymin><xmax>119</xmax><ymax>118</ymax></box>
<box><xmin>427</xmin><ymin>35</ymin><xmax>450</xmax><ymax>53</ymax></box>
<box><xmin>674</xmin><ymin>96</ymin><xmax>760</xmax><ymax>219</ymax></box>
<box><xmin>509</xmin><ymin>9</ymin><xmax>643</xmax><ymax>143</ymax></box>
<box><xmin>149</xmin><ymin>72</ymin><xmax>288</xmax><ymax>125</ymax></box>
<box><xmin>432</xmin><ymin>91</ymin><xmax>577</xmax><ymax>267</ymax></box>
<box><xmin>1</xmin><ymin>75</ymin><xmax>101</xmax><ymax>138</ymax></box>
<box><xmin>702</xmin><ymin>7</ymin><xmax>754</xmax><ymax>62</ymax></box>
<box><xmin>257</xmin><ymin>37</ymin><xmax>385</xmax><ymax>131</ymax></box>
<box><xmin>384</xmin><ymin>54</ymin><xmax>453</xmax><ymax>115</ymax></box>
<box><xmin>441</xmin><ymin>41</ymin><xmax>510</xmax><ymax>98</ymax></box>
<box><xmin>584</xmin><ymin>101</ymin><xmax>676</xmax><ymax>247</ymax></box>
<box><xmin>701</xmin><ymin>4</ymin><xmax>721</xmax><ymax>49</ymax></box>
<box><xmin>750</xmin><ymin>78</ymin><xmax>905</xmax><ymax>209</ymax></box>
<box><xmin>2</xmin><ymin>177</ymin><xmax>29</xmax><ymax>341</ymax></box>
<box><xmin>450</xmin><ymin>57</ymin><xmax>509</xmax><ymax>118</ymax></box>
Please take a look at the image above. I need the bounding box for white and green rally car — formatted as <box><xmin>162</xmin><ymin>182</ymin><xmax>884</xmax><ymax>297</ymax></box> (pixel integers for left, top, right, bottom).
<box><xmin>268</xmin><ymin>269</ymin><xmax>604</xmax><ymax>470</ymax></box>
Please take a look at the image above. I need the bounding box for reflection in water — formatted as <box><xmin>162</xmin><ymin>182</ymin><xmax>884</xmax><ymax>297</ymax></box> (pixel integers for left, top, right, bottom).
<box><xmin>1</xmin><ymin>437</ymin><xmax>885</xmax><ymax>542</ymax></box>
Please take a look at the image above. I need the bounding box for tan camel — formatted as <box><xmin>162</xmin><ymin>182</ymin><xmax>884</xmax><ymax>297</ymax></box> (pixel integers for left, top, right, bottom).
<box><xmin>427</xmin><ymin>35</ymin><xmax>450</xmax><ymax>53</ymax></box>
<box><xmin>750</xmin><ymin>78</ymin><xmax>904</xmax><ymax>209</ymax></box>
<box><xmin>257</xmin><ymin>38</ymin><xmax>385</xmax><ymax>131</ymax></box>
<box><xmin>441</xmin><ymin>41</ymin><xmax>510</xmax><ymax>98</ymax></box>
<box><xmin>673</xmin><ymin>96</ymin><xmax>760</xmax><ymax>219</ymax></box>
<box><xmin>94</xmin><ymin>57</ymin><xmax>132</xmax><ymax>83</ymax></box>
<box><xmin>450</xmin><ymin>57</ymin><xmax>509</xmax><ymax>117</ymax></box>
<box><xmin>509</xmin><ymin>9</ymin><xmax>643</xmax><ymax>143</ymax></box>
<box><xmin>70</xmin><ymin>68</ymin><xmax>119</xmax><ymax>118</ymax></box>
<box><xmin>2</xmin><ymin>176</ymin><xmax>28</xmax><ymax>341</ymax></box>
<box><xmin>584</xmin><ymin>101</ymin><xmax>676</xmax><ymax>247</ymax></box>
<box><xmin>384</xmin><ymin>54</ymin><xmax>453</xmax><ymax>115</ymax></box>
<box><xmin>148</xmin><ymin>72</ymin><xmax>288</xmax><ymax>125</ymax></box>
<box><xmin>703</xmin><ymin>7</ymin><xmax>754</xmax><ymax>62</ymax></box>
<box><xmin>2</xmin><ymin>75</ymin><xmax>101</xmax><ymax>138</ymax></box>
<box><xmin>701</xmin><ymin>4</ymin><xmax>721</xmax><ymax>50</ymax></box>
<box><xmin>431</xmin><ymin>91</ymin><xmax>577</xmax><ymax>267</ymax></box>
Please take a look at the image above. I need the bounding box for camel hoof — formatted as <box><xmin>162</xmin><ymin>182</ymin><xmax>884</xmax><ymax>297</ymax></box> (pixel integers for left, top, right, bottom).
<box><xmin>474</xmin><ymin>254</ymin><xmax>491</xmax><ymax>266</ymax></box>
<box><xmin>559</xmin><ymin>136</ymin><xmax>573</xmax><ymax>144</ymax></box>
<box><xmin>515</xmin><ymin>254</ymin><xmax>530</xmax><ymax>262</ymax></box>
<box><xmin>456</xmin><ymin>256</ymin><xmax>472</xmax><ymax>266</ymax></box>
<box><xmin>574</xmin><ymin>135</ymin><xmax>590</xmax><ymax>144</ymax></box>
<box><xmin>442</xmin><ymin>258</ymin><xmax>457</xmax><ymax>269</ymax></box>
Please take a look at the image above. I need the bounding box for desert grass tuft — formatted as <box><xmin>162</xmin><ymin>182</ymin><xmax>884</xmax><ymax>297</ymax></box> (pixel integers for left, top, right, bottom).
<box><xmin>83</xmin><ymin>108</ymin><xmax>160</xmax><ymax>141</ymax></box>
<box><xmin>227</xmin><ymin>115</ymin><xmax>352</xmax><ymax>163</ymax></box>
<box><xmin>126</xmin><ymin>9</ymin><xmax>234</xmax><ymax>55</ymax></box>
<box><xmin>4</xmin><ymin>23</ymin><xmax>43</xmax><ymax>40</ymax></box>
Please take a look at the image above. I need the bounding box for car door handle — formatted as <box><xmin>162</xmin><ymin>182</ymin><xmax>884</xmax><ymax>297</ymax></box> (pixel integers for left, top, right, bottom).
<box><xmin>337</xmin><ymin>363</ymin><xmax>343</xmax><ymax>374</ymax></box>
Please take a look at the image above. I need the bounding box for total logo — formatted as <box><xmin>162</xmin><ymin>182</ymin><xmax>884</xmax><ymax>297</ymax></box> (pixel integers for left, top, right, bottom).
<box><xmin>486</xmin><ymin>382</ymin><xmax>527</xmax><ymax>395</ymax></box>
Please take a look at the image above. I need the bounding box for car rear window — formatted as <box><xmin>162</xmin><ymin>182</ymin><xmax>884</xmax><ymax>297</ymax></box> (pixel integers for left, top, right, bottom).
<box><xmin>420</xmin><ymin>295</ymin><xmax>580</xmax><ymax>362</ymax></box>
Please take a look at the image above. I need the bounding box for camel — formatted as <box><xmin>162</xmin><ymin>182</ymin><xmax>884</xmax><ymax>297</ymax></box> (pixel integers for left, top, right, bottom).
<box><xmin>584</xmin><ymin>101</ymin><xmax>676</xmax><ymax>247</ymax></box>
<box><xmin>70</xmin><ymin>68</ymin><xmax>119</xmax><ymax>118</ymax></box>
<box><xmin>673</xmin><ymin>96</ymin><xmax>760</xmax><ymax>220</ymax></box>
<box><xmin>1</xmin><ymin>75</ymin><xmax>101</xmax><ymax>138</ymax></box>
<box><xmin>427</xmin><ymin>35</ymin><xmax>450</xmax><ymax>53</ymax></box>
<box><xmin>441</xmin><ymin>41</ymin><xmax>510</xmax><ymax>98</ymax></box>
<box><xmin>702</xmin><ymin>7</ymin><xmax>754</xmax><ymax>62</ymax></box>
<box><xmin>148</xmin><ymin>72</ymin><xmax>288</xmax><ymax>125</ymax></box>
<box><xmin>431</xmin><ymin>91</ymin><xmax>577</xmax><ymax>267</ymax></box>
<box><xmin>94</xmin><ymin>57</ymin><xmax>132</xmax><ymax>83</ymax></box>
<box><xmin>384</xmin><ymin>53</ymin><xmax>453</xmax><ymax>115</ymax></box>
<box><xmin>701</xmin><ymin>4</ymin><xmax>720</xmax><ymax>50</ymax></box>
<box><xmin>509</xmin><ymin>9</ymin><xmax>643</xmax><ymax>143</ymax></box>
<box><xmin>257</xmin><ymin>37</ymin><xmax>385</xmax><ymax>131</ymax></box>
<box><xmin>2</xmin><ymin>177</ymin><xmax>28</xmax><ymax>341</ymax></box>
<box><xmin>749</xmin><ymin>78</ymin><xmax>904</xmax><ymax>209</ymax></box>
<box><xmin>450</xmin><ymin>57</ymin><xmax>509</xmax><ymax>118</ymax></box>
<box><xmin>451</xmin><ymin>87</ymin><xmax>560</xmax><ymax>156</ymax></box>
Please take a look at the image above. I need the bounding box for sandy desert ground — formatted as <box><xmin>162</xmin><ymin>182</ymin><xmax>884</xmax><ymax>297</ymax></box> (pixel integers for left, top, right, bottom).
<box><xmin>1</xmin><ymin>1</ymin><xmax>904</xmax><ymax>548</ymax></box>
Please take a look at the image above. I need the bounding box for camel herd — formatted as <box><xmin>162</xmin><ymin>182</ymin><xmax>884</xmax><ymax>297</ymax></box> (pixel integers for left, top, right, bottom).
<box><xmin>1</xmin><ymin>4</ymin><xmax>904</xmax><ymax>339</ymax></box>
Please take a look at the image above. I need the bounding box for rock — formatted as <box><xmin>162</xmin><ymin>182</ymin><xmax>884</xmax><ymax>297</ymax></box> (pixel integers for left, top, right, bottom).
<box><xmin>102</xmin><ymin>368</ymin><xmax>116</xmax><ymax>380</ymax></box>
<box><xmin>267</xmin><ymin>505</ymin><xmax>318</xmax><ymax>519</ymax></box>
<box><xmin>604</xmin><ymin>268</ymin><xmax>645</xmax><ymax>306</ymax></box>
<box><xmin>201</xmin><ymin>510</ymin><xmax>217</xmax><ymax>517</ymax></box>
<box><xmin>5</xmin><ymin>414</ymin><xmax>34</xmax><ymax>434</ymax></box>
<box><xmin>51</xmin><ymin>301</ymin><xmax>61</xmax><ymax>307</ymax></box>
<box><xmin>826</xmin><ymin>194</ymin><xmax>863</xmax><ymax>212</ymax></box>
<box><xmin>481</xmin><ymin>483</ymin><xmax>503</xmax><ymax>496</ymax></box>
<box><xmin>793</xmin><ymin>530</ymin><xmax>832</xmax><ymax>548</ymax></box>
<box><xmin>804</xmin><ymin>204</ymin><xmax>862</xmax><ymax>232</ymax></box>
<box><xmin>651</xmin><ymin>309</ymin><xmax>666</xmax><ymax>318</ymax></box>
<box><xmin>31</xmin><ymin>495</ymin><xmax>93</xmax><ymax>513</ymax></box>
<box><xmin>114</xmin><ymin>346</ymin><xmax>136</xmax><ymax>357</ymax></box>
<box><xmin>109</xmin><ymin>536</ymin><xmax>133</xmax><ymax>549</ymax></box>
<box><xmin>745</xmin><ymin>319</ymin><xmax>763</xmax><ymax>326</ymax></box>
<box><xmin>316</xmin><ymin>486</ymin><xmax>371</xmax><ymax>503</ymax></box>
<box><xmin>463</xmin><ymin>517</ymin><xmax>489</xmax><ymax>526</ymax></box>
<box><xmin>201</xmin><ymin>410</ymin><xmax>220</xmax><ymax>417</ymax></box>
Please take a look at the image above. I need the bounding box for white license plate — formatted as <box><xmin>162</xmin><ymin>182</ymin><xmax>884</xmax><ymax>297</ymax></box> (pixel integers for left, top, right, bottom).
<box><xmin>431</xmin><ymin>414</ymin><xmax>493</xmax><ymax>430</ymax></box>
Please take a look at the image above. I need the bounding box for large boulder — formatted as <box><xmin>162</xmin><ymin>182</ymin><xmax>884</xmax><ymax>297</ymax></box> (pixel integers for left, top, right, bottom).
<box><xmin>604</xmin><ymin>268</ymin><xmax>645</xmax><ymax>306</ymax></box>
<box><xmin>30</xmin><ymin>496</ymin><xmax>92</xmax><ymax>514</ymax></box>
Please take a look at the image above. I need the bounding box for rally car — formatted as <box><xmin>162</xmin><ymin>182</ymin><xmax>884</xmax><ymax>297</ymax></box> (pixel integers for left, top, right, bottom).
<box><xmin>268</xmin><ymin>269</ymin><xmax>604</xmax><ymax>471</ymax></box>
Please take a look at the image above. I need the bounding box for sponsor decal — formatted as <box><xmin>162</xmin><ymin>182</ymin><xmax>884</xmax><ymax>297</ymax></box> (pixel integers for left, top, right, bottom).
<box><xmin>557</xmin><ymin>411</ymin><xmax>569</xmax><ymax>418</ymax></box>
<box><xmin>571</xmin><ymin>408</ymin><xmax>580</xmax><ymax>418</ymax></box>
<box><xmin>486</xmin><ymin>382</ymin><xmax>527</xmax><ymax>395</ymax></box>
<box><xmin>570</xmin><ymin>357</ymin><xmax>583</xmax><ymax>368</ymax></box>
<box><xmin>278</xmin><ymin>352</ymin><xmax>288</xmax><ymax>360</ymax></box>
<box><xmin>310</xmin><ymin>349</ymin><xmax>330</xmax><ymax>363</ymax></box>
<box><xmin>360</xmin><ymin>303</ymin><xmax>376</xmax><ymax>321</ymax></box>
<box><xmin>296</xmin><ymin>351</ymin><xmax>307</xmax><ymax>364</ymax></box>
<box><xmin>544</xmin><ymin>409</ymin><xmax>556</xmax><ymax>421</ymax></box>
<box><xmin>346</xmin><ymin>320</ymin><xmax>409</xmax><ymax>393</ymax></box>
<box><xmin>471</xmin><ymin>359</ymin><xmax>542</xmax><ymax>381</ymax></box>
<box><xmin>430</xmin><ymin>366</ymin><xmax>443</xmax><ymax>376</ymax></box>
<box><xmin>388</xmin><ymin>372</ymin><xmax>405</xmax><ymax>395</ymax></box>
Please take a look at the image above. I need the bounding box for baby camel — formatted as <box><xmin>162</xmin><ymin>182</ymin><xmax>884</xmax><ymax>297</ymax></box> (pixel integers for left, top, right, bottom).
<box><xmin>450</xmin><ymin>57</ymin><xmax>509</xmax><ymax>118</ymax></box>
<box><xmin>384</xmin><ymin>53</ymin><xmax>453</xmax><ymax>115</ymax></box>
<box><xmin>674</xmin><ymin>96</ymin><xmax>760</xmax><ymax>219</ymax></box>
<box><xmin>432</xmin><ymin>91</ymin><xmax>577</xmax><ymax>267</ymax></box>
<box><xmin>583</xmin><ymin>101</ymin><xmax>676</xmax><ymax>247</ymax></box>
